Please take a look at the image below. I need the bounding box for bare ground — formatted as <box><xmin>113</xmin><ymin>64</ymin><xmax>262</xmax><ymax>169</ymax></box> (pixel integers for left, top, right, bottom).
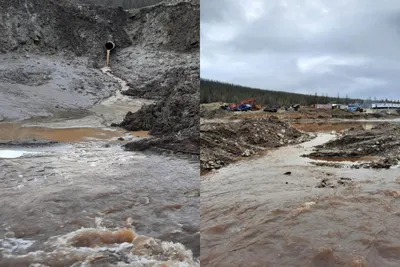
<box><xmin>200</xmin><ymin>116</ymin><xmax>312</xmax><ymax>171</ymax></box>
<box><xmin>200</xmin><ymin>103</ymin><xmax>400</xmax><ymax>172</ymax></box>
<box><xmin>306</xmin><ymin>123</ymin><xmax>400</xmax><ymax>169</ymax></box>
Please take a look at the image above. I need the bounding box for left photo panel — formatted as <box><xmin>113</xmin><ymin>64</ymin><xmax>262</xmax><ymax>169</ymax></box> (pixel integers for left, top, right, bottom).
<box><xmin>0</xmin><ymin>0</ymin><xmax>200</xmax><ymax>266</ymax></box>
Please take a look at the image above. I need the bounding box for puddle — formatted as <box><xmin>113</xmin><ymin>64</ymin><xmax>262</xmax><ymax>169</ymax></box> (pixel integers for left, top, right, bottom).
<box><xmin>131</xmin><ymin>131</ymin><xmax>149</xmax><ymax>137</ymax></box>
<box><xmin>309</xmin><ymin>156</ymin><xmax>382</xmax><ymax>162</ymax></box>
<box><xmin>0</xmin><ymin>123</ymin><xmax>130</xmax><ymax>142</ymax></box>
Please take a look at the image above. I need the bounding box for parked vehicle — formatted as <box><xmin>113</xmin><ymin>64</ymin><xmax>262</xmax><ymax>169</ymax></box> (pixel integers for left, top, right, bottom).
<box><xmin>226</xmin><ymin>98</ymin><xmax>261</xmax><ymax>112</ymax></box>
<box><xmin>264</xmin><ymin>107</ymin><xmax>277</xmax><ymax>112</ymax></box>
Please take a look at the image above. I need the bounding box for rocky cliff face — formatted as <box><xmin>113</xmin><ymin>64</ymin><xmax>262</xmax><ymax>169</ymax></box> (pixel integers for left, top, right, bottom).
<box><xmin>0</xmin><ymin>0</ymin><xmax>129</xmax><ymax>120</ymax></box>
<box><xmin>116</xmin><ymin>0</ymin><xmax>200</xmax><ymax>154</ymax></box>
<box><xmin>0</xmin><ymin>0</ymin><xmax>131</xmax><ymax>59</ymax></box>
<box><xmin>0</xmin><ymin>0</ymin><xmax>199</xmax><ymax>154</ymax></box>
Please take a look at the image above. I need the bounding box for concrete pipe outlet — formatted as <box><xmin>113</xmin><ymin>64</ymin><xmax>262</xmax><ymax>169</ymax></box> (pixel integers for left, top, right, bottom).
<box><xmin>105</xmin><ymin>41</ymin><xmax>115</xmax><ymax>51</ymax></box>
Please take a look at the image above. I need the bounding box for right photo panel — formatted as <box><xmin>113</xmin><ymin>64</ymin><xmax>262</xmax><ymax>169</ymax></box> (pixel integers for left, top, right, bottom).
<box><xmin>200</xmin><ymin>1</ymin><xmax>400</xmax><ymax>266</ymax></box>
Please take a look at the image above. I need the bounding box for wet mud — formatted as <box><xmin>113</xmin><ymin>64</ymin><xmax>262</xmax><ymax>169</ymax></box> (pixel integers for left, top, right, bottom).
<box><xmin>305</xmin><ymin>123</ymin><xmax>400</xmax><ymax>169</ymax></box>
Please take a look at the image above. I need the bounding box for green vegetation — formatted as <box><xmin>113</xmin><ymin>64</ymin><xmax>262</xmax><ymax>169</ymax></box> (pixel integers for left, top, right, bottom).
<box><xmin>200</xmin><ymin>79</ymin><xmax>366</xmax><ymax>106</ymax></box>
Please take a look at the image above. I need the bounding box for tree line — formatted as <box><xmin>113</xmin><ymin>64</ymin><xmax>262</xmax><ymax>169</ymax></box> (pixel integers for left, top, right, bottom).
<box><xmin>200</xmin><ymin>79</ymin><xmax>397</xmax><ymax>106</ymax></box>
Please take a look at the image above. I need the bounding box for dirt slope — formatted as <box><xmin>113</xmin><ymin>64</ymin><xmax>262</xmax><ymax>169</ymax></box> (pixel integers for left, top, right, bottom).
<box><xmin>200</xmin><ymin>117</ymin><xmax>311</xmax><ymax>171</ymax></box>
<box><xmin>117</xmin><ymin>0</ymin><xmax>200</xmax><ymax>154</ymax></box>
<box><xmin>0</xmin><ymin>0</ymin><xmax>131</xmax><ymax>57</ymax></box>
<box><xmin>0</xmin><ymin>0</ymin><xmax>130</xmax><ymax>121</ymax></box>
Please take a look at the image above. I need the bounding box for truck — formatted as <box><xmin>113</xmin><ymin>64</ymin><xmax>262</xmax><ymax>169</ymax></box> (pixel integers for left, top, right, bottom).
<box><xmin>348</xmin><ymin>104</ymin><xmax>363</xmax><ymax>112</ymax></box>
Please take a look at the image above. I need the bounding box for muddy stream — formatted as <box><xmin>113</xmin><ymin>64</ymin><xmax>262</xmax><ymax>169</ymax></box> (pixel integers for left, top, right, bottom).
<box><xmin>201</xmin><ymin>120</ymin><xmax>400</xmax><ymax>267</ymax></box>
<box><xmin>0</xmin><ymin>68</ymin><xmax>200</xmax><ymax>266</ymax></box>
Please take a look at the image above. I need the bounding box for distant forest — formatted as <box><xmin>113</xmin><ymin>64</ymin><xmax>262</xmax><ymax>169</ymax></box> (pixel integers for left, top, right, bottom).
<box><xmin>200</xmin><ymin>79</ymin><xmax>395</xmax><ymax>106</ymax></box>
<box><xmin>79</xmin><ymin>0</ymin><xmax>164</xmax><ymax>9</ymax></box>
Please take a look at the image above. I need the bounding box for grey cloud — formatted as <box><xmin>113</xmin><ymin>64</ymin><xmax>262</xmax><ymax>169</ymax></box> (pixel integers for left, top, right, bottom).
<box><xmin>201</xmin><ymin>0</ymin><xmax>400</xmax><ymax>99</ymax></box>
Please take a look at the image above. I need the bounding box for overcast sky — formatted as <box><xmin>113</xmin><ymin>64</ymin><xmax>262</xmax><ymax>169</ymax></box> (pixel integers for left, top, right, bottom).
<box><xmin>200</xmin><ymin>0</ymin><xmax>400</xmax><ymax>100</ymax></box>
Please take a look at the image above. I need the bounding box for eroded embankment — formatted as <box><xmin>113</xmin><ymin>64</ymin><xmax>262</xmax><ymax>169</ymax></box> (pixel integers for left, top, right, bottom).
<box><xmin>306</xmin><ymin>123</ymin><xmax>400</xmax><ymax>169</ymax></box>
<box><xmin>117</xmin><ymin>1</ymin><xmax>200</xmax><ymax>154</ymax></box>
<box><xmin>200</xmin><ymin>116</ymin><xmax>312</xmax><ymax>171</ymax></box>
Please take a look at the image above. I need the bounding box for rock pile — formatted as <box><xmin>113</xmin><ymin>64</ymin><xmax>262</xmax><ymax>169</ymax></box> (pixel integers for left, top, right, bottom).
<box><xmin>200</xmin><ymin>116</ymin><xmax>311</xmax><ymax>171</ymax></box>
<box><xmin>308</xmin><ymin>123</ymin><xmax>400</xmax><ymax>169</ymax></box>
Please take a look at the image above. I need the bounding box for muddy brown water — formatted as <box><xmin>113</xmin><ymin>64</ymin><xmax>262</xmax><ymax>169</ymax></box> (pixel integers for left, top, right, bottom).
<box><xmin>0</xmin><ymin>139</ymin><xmax>200</xmax><ymax>266</ymax></box>
<box><xmin>0</xmin><ymin>57</ymin><xmax>199</xmax><ymax>265</ymax></box>
<box><xmin>0</xmin><ymin>123</ymin><xmax>148</xmax><ymax>142</ymax></box>
<box><xmin>290</xmin><ymin>120</ymin><xmax>400</xmax><ymax>133</ymax></box>
<box><xmin>309</xmin><ymin>156</ymin><xmax>383</xmax><ymax>163</ymax></box>
<box><xmin>201</xmin><ymin>126</ymin><xmax>400</xmax><ymax>266</ymax></box>
<box><xmin>0</xmin><ymin>124</ymin><xmax>199</xmax><ymax>266</ymax></box>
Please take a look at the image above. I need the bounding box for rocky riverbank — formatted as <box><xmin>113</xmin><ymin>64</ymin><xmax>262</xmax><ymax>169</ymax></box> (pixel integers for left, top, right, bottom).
<box><xmin>200</xmin><ymin>116</ymin><xmax>311</xmax><ymax>171</ymax></box>
<box><xmin>306</xmin><ymin>123</ymin><xmax>400</xmax><ymax>169</ymax></box>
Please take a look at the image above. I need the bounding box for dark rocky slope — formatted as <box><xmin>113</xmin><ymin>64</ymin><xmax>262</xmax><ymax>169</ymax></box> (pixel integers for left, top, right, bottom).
<box><xmin>116</xmin><ymin>0</ymin><xmax>200</xmax><ymax>154</ymax></box>
<box><xmin>0</xmin><ymin>0</ymin><xmax>131</xmax><ymax>58</ymax></box>
<box><xmin>200</xmin><ymin>117</ymin><xmax>311</xmax><ymax>171</ymax></box>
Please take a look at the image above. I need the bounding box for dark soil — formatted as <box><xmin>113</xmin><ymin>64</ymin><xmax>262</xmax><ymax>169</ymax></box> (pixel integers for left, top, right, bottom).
<box><xmin>117</xmin><ymin>0</ymin><xmax>200</xmax><ymax>154</ymax></box>
<box><xmin>0</xmin><ymin>0</ymin><xmax>131</xmax><ymax>59</ymax></box>
<box><xmin>200</xmin><ymin>116</ymin><xmax>311</xmax><ymax>171</ymax></box>
<box><xmin>200</xmin><ymin>106</ymin><xmax>230</xmax><ymax>119</ymax></box>
<box><xmin>0</xmin><ymin>139</ymin><xmax>59</xmax><ymax>148</ymax></box>
<box><xmin>307</xmin><ymin>123</ymin><xmax>400</xmax><ymax>168</ymax></box>
<box><xmin>331</xmin><ymin>109</ymin><xmax>400</xmax><ymax>119</ymax></box>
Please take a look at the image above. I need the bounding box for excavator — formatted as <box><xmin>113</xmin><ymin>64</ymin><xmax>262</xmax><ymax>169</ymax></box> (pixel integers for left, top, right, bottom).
<box><xmin>221</xmin><ymin>98</ymin><xmax>261</xmax><ymax>111</ymax></box>
<box><xmin>239</xmin><ymin>98</ymin><xmax>261</xmax><ymax>110</ymax></box>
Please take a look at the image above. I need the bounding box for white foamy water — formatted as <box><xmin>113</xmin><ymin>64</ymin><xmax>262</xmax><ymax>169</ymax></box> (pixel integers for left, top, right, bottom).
<box><xmin>0</xmin><ymin>150</ymin><xmax>36</xmax><ymax>159</ymax></box>
<box><xmin>0</xmin><ymin>238</ymin><xmax>35</xmax><ymax>253</ymax></box>
<box><xmin>0</xmin><ymin>227</ymin><xmax>199</xmax><ymax>267</ymax></box>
